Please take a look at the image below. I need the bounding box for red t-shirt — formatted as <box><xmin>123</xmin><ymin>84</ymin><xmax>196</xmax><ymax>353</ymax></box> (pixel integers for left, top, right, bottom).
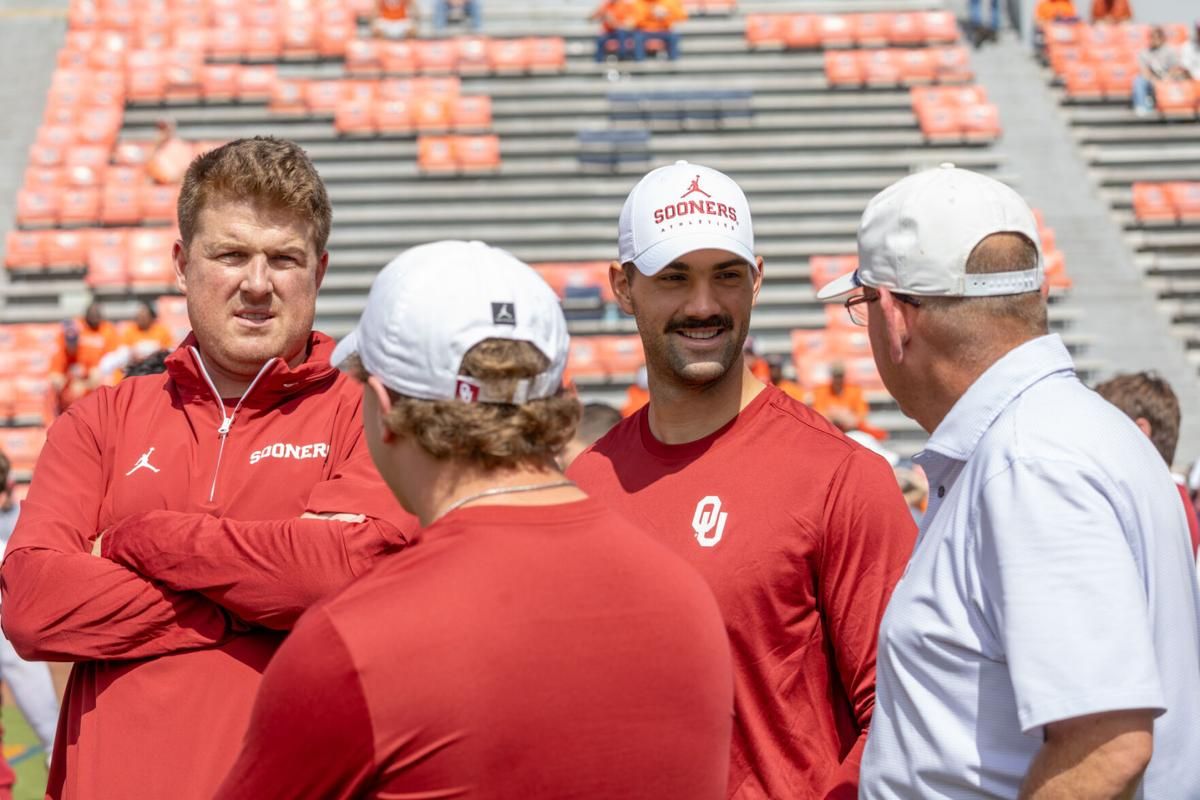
<box><xmin>1175</xmin><ymin>482</ymin><xmax>1200</xmax><ymax>557</ymax></box>
<box><xmin>215</xmin><ymin>499</ymin><xmax>733</xmax><ymax>800</ymax></box>
<box><xmin>568</xmin><ymin>386</ymin><xmax>917</xmax><ymax>799</ymax></box>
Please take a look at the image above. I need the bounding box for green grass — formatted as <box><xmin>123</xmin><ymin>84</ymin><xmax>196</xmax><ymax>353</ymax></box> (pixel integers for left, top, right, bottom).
<box><xmin>2</xmin><ymin>704</ymin><xmax>48</xmax><ymax>800</ymax></box>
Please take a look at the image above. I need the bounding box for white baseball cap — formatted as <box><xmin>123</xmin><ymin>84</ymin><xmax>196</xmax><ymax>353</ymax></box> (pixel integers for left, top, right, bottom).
<box><xmin>331</xmin><ymin>240</ymin><xmax>569</xmax><ymax>404</ymax></box>
<box><xmin>817</xmin><ymin>164</ymin><xmax>1043</xmax><ymax>300</ymax></box>
<box><xmin>618</xmin><ymin>160</ymin><xmax>756</xmax><ymax>275</ymax></box>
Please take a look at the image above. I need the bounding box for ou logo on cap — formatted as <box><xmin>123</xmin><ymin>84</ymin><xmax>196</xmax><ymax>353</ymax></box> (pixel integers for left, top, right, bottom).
<box><xmin>692</xmin><ymin>496</ymin><xmax>728</xmax><ymax>548</ymax></box>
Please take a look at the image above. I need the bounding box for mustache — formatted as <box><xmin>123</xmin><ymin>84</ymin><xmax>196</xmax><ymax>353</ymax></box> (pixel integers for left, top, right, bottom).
<box><xmin>665</xmin><ymin>315</ymin><xmax>733</xmax><ymax>334</ymax></box>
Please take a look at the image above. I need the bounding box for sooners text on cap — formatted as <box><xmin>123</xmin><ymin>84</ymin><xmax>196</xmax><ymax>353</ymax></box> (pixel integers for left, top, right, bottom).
<box><xmin>652</xmin><ymin>175</ymin><xmax>739</xmax><ymax>226</ymax></box>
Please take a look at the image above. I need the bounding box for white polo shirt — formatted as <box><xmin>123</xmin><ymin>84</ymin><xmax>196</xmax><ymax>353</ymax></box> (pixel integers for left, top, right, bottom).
<box><xmin>861</xmin><ymin>335</ymin><xmax>1200</xmax><ymax>798</ymax></box>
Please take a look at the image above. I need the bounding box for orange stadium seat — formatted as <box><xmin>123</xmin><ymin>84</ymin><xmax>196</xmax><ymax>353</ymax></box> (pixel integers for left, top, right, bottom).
<box><xmin>527</xmin><ymin>37</ymin><xmax>566</xmax><ymax>72</ymax></box>
<box><xmin>1165</xmin><ymin>183</ymin><xmax>1200</xmax><ymax>221</ymax></box>
<box><xmin>808</xmin><ymin>255</ymin><xmax>857</xmax><ymax>293</ymax></box>
<box><xmin>920</xmin><ymin>11</ymin><xmax>957</xmax><ymax>44</ymax></box>
<box><xmin>380</xmin><ymin>41</ymin><xmax>418</xmax><ymax>74</ymax></box>
<box><xmin>782</xmin><ymin>14</ymin><xmax>819</xmax><ymax>49</ymax></box>
<box><xmin>304</xmin><ymin>80</ymin><xmax>344</xmax><ymax>113</ymax></box>
<box><xmin>44</xmin><ymin>229</ymin><xmax>89</xmax><ymax>267</ymax></box>
<box><xmin>36</xmin><ymin>124</ymin><xmax>76</xmax><ymax>150</ymax></box>
<box><xmin>27</xmin><ymin>142</ymin><xmax>65</xmax><ymax>169</ymax></box>
<box><xmin>12</xmin><ymin>377</ymin><xmax>52</xmax><ymax>426</ymax></box>
<box><xmin>113</xmin><ymin>139</ymin><xmax>155</xmax><ymax>166</ymax></box>
<box><xmin>128</xmin><ymin>251</ymin><xmax>177</xmax><ymax>288</ymax></box>
<box><xmin>345</xmin><ymin>39</ymin><xmax>383</xmax><ymax>75</ymax></box>
<box><xmin>564</xmin><ymin>338</ymin><xmax>606</xmax><ymax>382</ymax></box>
<box><xmin>16</xmin><ymin>188</ymin><xmax>60</xmax><ymax>227</ymax></box>
<box><xmin>244</xmin><ymin>5</ymin><xmax>282</xmax><ymax>29</ymax></box>
<box><xmin>342</xmin><ymin>80</ymin><xmax>377</xmax><ymax>104</ymax></box>
<box><xmin>101</xmin><ymin>185</ymin><xmax>142</xmax><ymax>226</ymax></box>
<box><xmin>317</xmin><ymin>23</ymin><xmax>355</xmax><ymax>58</ymax></box>
<box><xmin>1047</xmin><ymin>44</ymin><xmax>1084</xmax><ymax>77</ymax></box>
<box><xmin>156</xmin><ymin>295</ymin><xmax>190</xmax><ymax>343</ymax></box>
<box><xmin>898</xmin><ymin>49</ymin><xmax>936</xmax><ymax>84</ymax></box>
<box><xmin>89</xmin><ymin>70</ymin><xmax>126</xmax><ymax>108</ymax></box>
<box><xmin>208</xmin><ymin>26</ymin><xmax>246</xmax><ymax>59</ymax></box>
<box><xmin>202</xmin><ymin>64</ymin><xmax>241</xmax><ymax>101</ymax></box>
<box><xmin>416</xmin><ymin>40</ymin><xmax>459</xmax><ymax>74</ymax></box>
<box><xmin>1043</xmin><ymin>250</ymin><xmax>1072</xmax><ymax>290</ymax></box>
<box><xmin>934</xmin><ymin>47</ymin><xmax>972</xmax><ymax>83</ymax></box>
<box><xmin>415</xmin><ymin>77</ymin><xmax>461</xmax><ymax>100</ymax></box>
<box><xmin>335</xmin><ymin>100</ymin><xmax>375</xmax><ymax>134</ymax></box>
<box><xmin>413</xmin><ymin>96</ymin><xmax>450</xmax><ymax>130</ymax></box>
<box><xmin>824</xmin><ymin>51</ymin><xmax>861</xmax><ymax>87</ymax></box>
<box><xmin>488</xmin><ymin>39</ymin><xmax>529</xmax><ymax>73</ymax></box>
<box><xmin>127</xmin><ymin>48</ymin><xmax>165</xmax><ymax>73</ymax></box>
<box><xmin>5</xmin><ymin>231</ymin><xmax>47</xmax><ymax>270</ymax></box>
<box><xmin>139</xmin><ymin>184</ymin><xmax>180</xmax><ymax>223</ymax></box>
<box><xmin>417</xmin><ymin>136</ymin><xmax>456</xmax><ymax>173</ymax></box>
<box><xmin>269</xmin><ymin>80</ymin><xmax>307</xmax><ymax>114</ymax></box>
<box><xmin>862</xmin><ymin>50</ymin><xmax>902</xmax><ymax>87</ymax></box>
<box><xmin>1154</xmin><ymin>81</ymin><xmax>1197</xmax><ymax>118</ymax></box>
<box><xmin>1063</xmin><ymin>64</ymin><xmax>1105</xmax><ymax>101</ymax></box>
<box><xmin>817</xmin><ymin>15</ymin><xmax>855</xmax><ymax>49</ymax></box>
<box><xmin>282</xmin><ymin>22</ymin><xmax>320</xmax><ymax>59</ymax></box>
<box><xmin>455</xmin><ymin>35</ymin><xmax>491</xmax><ymax>74</ymax></box>
<box><xmin>854</xmin><ymin>14</ymin><xmax>890</xmax><ymax>47</ymax></box>
<box><xmin>86</xmin><ymin>243</ymin><xmax>129</xmax><ymax>288</ymax></box>
<box><xmin>600</xmin><ymin>336</ymin><xmax>645</xmax><ymax>377</ymax></box>
<box><xmin>237</xmin><ymin>65</ymin><xmax>277</xmax><ymax>100</ymax></box>
<box><xmin>454</xmin><ymin>135</ymin><xmax>501</xmax><ymax>172</ymax></box>
<box><xmin>745</xmin><ymin>14</ymin><xmax>787</xmax><ymax>48</ymax></box>
<box><xmin>24</xmin><ymin>166</ymin><xmax>63</xmax><ymax>191</ymax></box>
<box><xmin>450</xmin><ymin>95</ymin><xmax>492</xmax><ymax>131</ymax></box>
<box><xmin>244</xmin><ymin>26</ymin><xmax>283</xmax><ymax>60</ymax></box>
<box><xmin>886</xmin><ymin>12</ymin><xmax>925</xmax><ymax>46</ymax></box>
<box><xmin>127</xmin><ymin>68</ymin><xmax>168</xmax><ymax>103</ymax></box>
<box><xmin>1132</xmin><ymin>182</ymin><xmax>1176</xmax><ymax>222</ymax></box>
<box><xmin>374</xmin><ymin>97</ymin><xmax>415</xmax><ymax>132</ymax></box>
<box><xmin>42</xmin><ymin>102</ymin><xmax>77</xmax><ymax>127</ymax></box>
<box><xmin>0</xmin><ymin>379</ymin><xmax>16</xmax><ymax>420</ymax></box>
<box><xmin>77</xmin><ymin>108</ymin><xmax>123</xmax><ymax>149</ymax></box>
<box><xmin>961</xmin><ymin>103</ymin><xmax>1001</xmax><ymax>141</ymax></box>
<box><xmin>1163</xmin><ymin>23</ymin><xmax>1190</xmax><ymax>45</ymax></box>
<box><xmin>1098</xmin><ymin>61</ymin><xmax>1136</xmax><ymax>99</ymax></box>
<box><xmin>916</xmin><ymin>104</ymin><xmax>961</xmax><ymax>142</ymax></box>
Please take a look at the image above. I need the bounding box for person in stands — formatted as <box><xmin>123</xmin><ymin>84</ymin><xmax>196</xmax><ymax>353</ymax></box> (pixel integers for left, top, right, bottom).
<box><xmin>373</xmin><ymin>0</ymin><xmax>417</xmax><ymax>39</ymax></box>
<box><xmin>766</xmin><ymin>354</ymin><xmax>806</xmax><ymax>402</ymax></box>
<box><xmin>1</xmin><ymin>136</ymin><xmax>414</xmax><ymax>800</ymax></box>
<box><xmin>1180</xmin><ymin>21</ymin><xmax>1200</xmax><ymax>78</ymax></box>
<box><xmin>968</xmin><ymin>0</ymin><xmax>1002</xmax><ymax>46</ymax></box>
<box><xmin>1091</xmin><ymin>0</ymin><xmax>1131</xmax><ymax>23</ymax></box>
<box><xmin>433</xmin><ymin>0</ymin><xmax>480</xmax><ymax>31</ymax></box>
<box><xmin>99</xmin><ymin>299</ymin><xmax>177</xmax><ymax>381</ymax></box>
<box><xmin>1133</xmin><ymin>26</ymin><xmax>1187</xmax><ymax>116</ymax></box>
<box><xmin>147</xmin><ymin>118</ymin><xmax>192</xmax><ymax>186</ymax></box>
<box><xmin>49</xmin><ymin>300</ymin><xmax>120</xmax><ymax>412</ymax></box>
<box><xmin>1034</xmin><ymin>0</ymin><xmax>1079</xmax><ymax>23</ymax></box>
<box><xmin>591</xmin><ymin>0</ymin><xmax>644</xmax><ymax>62</ymax></box>
<box><xmin>640</xmin><ymin>0</ymin><xmax>687</xmax><ymax>60</ymax></box>
<box><xmin>215</xmin><ymin>240</ymin><xmax>733</xmax><ymax>799</ymax></box>
<box><xmin>1095</xmin><ymin>371</ymin><xmax>1200</xmax><ymax>560</ymax></box>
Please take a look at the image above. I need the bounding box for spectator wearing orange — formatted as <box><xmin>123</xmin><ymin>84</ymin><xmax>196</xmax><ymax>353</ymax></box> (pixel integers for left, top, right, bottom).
<box><xmin>99</xmin><ymin>300</ymin><xmax>178</xmax><ymax>382</ymax></box>
<box><xmin>1091</xmin><ymin>0</ymin><xmax>1131</xmax><ymax>23</ymax></box>
<box><xmin>640</xmin><ymin>0</ymin><xmax>687</xmax><ymax>60</ymax></box>
<box><xmin>373</xmin><ymin>0</ymin><xmax>417</xmax><ymax>39</ymax></box>
<box><xmin>810</xmin><ymin>361</ymin><xmax>868</xmax><ymax>429</ymax></box>
<box><xmin>766</xmin><ymin>355</ymin><xmax>806</xmax><ymax>402</ymax></box>
<box><xmin>49</xmin><ymin>301</ymin><xmax>120</xmax><ymax>411</ymax></box>
<box><xmin>1034</xmin><ymin>0</ymin><xmax>1079</xmax><ymax>23</ymax></box>
<box><xmin>591</xmin><ymin>0</ymin><xmax>644</xmax><ymax>62</ymax></box>
<box><xmin>1133</xmin><ymin>26</ymin><xmax>1187</xmax><ymax>116</ymax></box>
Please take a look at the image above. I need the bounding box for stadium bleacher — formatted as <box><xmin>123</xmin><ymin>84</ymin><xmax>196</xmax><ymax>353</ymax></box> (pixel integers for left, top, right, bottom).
<box><xmin>0</xmin><ymin>0</ymin><xmax>1104</xmax><ymax>483</ymax></box>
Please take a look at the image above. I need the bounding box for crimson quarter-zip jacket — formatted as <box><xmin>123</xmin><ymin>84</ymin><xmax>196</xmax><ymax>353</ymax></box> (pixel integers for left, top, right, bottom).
<box><xmin>0</xmin><ymin>332</ymin><xmax>413</xmax><ymax>800</ymax></box>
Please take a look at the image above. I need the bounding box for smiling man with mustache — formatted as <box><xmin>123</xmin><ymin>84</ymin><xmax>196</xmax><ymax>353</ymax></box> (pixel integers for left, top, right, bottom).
<box><xmin>567</xmin><ymin>161</ymin><xmax>917</xmax><ymax>800</ymax></box>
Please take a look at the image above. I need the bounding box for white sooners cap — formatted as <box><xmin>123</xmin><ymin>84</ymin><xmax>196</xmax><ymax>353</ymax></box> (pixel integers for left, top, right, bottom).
<box><xmin>331</xmin><ymin>240</ymin><xmax>569</xmax><ymax>404</ymax></box>
<box><xmin>618</xmin><ymin>160</ymin><xmax>755</xmax><ymax>275</ymax></box>
<box><xmin>817</xmin><ymin>164</ymin><xmax>1043</xmax><ymax>300</ymax></box>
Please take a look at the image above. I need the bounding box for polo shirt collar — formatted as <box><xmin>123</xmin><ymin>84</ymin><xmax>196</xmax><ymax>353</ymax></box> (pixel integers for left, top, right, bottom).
<box><xmin>921</xmin><ymin>334</ymin><xmax>1075</xmax><ymax>462</ymax></box>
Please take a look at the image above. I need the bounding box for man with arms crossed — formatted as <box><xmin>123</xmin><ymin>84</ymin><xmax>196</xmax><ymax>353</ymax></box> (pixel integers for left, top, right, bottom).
<box><xmin>568</xmin><ymin>161</ymin><xmax>918</xmax><ymax>799</ymax></box>
<box><xmin>818</xmin><ymin>165</ymin><xmax>1200</xmax><ymax>798</ymax></box>
<box><xmin>215</xmin><ymin>240</ymin><xmax>733</xmax><ymax>799</ymax></box>
<box><xmin>1</xmin><ymin>137</ymin><xmax>412</xmax><ymax>799</ymax></box>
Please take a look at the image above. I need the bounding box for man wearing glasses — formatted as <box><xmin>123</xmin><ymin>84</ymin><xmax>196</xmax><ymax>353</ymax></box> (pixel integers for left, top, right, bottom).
<box><xmin>818</xmin><ymin>165</ymin><xmax>1200</xmax><ymax>798</ymax></box>
<box><xmin>568</xmin><ymin>161</ymin><xmax>916</xmax><ymax>799</ymax></box>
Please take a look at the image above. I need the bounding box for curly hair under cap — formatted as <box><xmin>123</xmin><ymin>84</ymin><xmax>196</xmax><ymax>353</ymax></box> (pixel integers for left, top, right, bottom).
<box><xmin>350</xmin><ymin>339</ymin><xmax>581</xmax><ymax>471</ymax></box>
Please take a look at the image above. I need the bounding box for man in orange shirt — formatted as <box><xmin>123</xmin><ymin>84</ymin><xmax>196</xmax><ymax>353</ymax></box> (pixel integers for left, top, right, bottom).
<box><xmin>591</xmin><ymin>0</ymin><xmax>644</xmax><ymax>62</ymax></box>
<box><xmin>100</xmin><ymin>300</ymin><xmax>178</xmax><ymax>382</ymax></box>
<box><xmin>766</xmin><ymin>355</ymin><xmax>806</xmax><ymax>402</ymax></box>
<box><xmin>373</xmin><ymin>0</ymin><xmax>417</xmax><ymax>39</ymax></box>
<box><xmin>640</xmin><ymin>0</ymin><xmax>687</xmax><ymax>60</ymax></box>
<box><xmin>49</xmin><ymin>301</ymin><xmax>120</xmax><ymax>411</ymax></box>
<box><xmin>809</xmin><ymin>361</ymin><xmax>869</xmax><ymax>430</ymax></box>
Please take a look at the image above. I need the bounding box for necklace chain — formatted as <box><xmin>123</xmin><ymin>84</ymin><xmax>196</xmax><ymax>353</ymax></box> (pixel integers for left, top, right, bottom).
<box><xmin>438</xmin><ymin>480</ymin><xmax>575</xmax><ymax>519</ymax></box>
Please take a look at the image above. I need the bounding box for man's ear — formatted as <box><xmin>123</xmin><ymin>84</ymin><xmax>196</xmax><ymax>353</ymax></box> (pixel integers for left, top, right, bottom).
<box><xmin>366</xmin><ymin>376</ymin><xmax>397</xmax><ymax>443</ymax></box>
<box><xmin>1134</xmin><ymin>416</ymin><xmax>1153</xmax><ymax>440</ymax></box>
<box><xmin>877</xmin><ymin>288</ymin><xmax>912</xmax><ymax>365</ymax></box>
<box><xmin>751</xmin><ymin>256</ymin><xmax>764</xmax><ymax>305</ymax></box>
<box><xmin>611</xmin><ymin>261</ymin><xmax>635</xmax><ymax>316</ymax></box>
<box><xmin>172</xmin><ymin>240</ymin><xmax>188</xmax><ymax>294</ymax></box>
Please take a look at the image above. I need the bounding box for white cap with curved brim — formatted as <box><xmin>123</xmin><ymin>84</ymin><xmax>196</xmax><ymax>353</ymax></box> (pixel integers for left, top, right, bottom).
<box><xmin>817</xmin><ymin>164</ymin><xmax>1043</xmax><ymax>301</ymax></box>
<box><xmin>618</xmin><ymin>160</ymin><xmax>756</xmax><ymax>275</ymax></box>
<box><xmin>331</xmin><ymin>240</ymin><xmax>569</xmax><ymax>404</ymax></box>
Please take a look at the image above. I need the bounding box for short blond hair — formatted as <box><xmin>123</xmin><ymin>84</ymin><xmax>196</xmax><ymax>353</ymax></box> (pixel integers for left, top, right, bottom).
<box><xmin>177</xmin><ymin>136</ymin><xmax>332</xmax><ymax>254</ymax></box>
<box><xmin>351</xmin><ymin>339</ymin><xmax>580</xmax><ymax>470</ymax></box>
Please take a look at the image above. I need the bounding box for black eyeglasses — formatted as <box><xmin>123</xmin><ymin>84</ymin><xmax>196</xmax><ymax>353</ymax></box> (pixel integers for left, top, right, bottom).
<box><xmin>844</xmin><ymin>290</ymin><xmax>921</xmax><ymax>326</ymax></box>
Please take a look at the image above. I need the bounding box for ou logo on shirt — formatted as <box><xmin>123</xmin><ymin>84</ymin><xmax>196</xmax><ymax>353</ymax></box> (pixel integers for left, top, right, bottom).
<box><xmin>692</xmin><ymin>496</ymin><xmax>728</xmax><ymax>548</ymax></box>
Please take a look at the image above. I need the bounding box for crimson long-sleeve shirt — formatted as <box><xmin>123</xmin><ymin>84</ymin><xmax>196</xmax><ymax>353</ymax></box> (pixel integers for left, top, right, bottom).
<box><xmin>568</xmin><ymin>385</ymin><xmax>917</xmax><ymax>799</ymax></box>
<box><xmin>0</xmin><ymin>333</ymin><xmax>412</xmax><ymax>800</ymax></box>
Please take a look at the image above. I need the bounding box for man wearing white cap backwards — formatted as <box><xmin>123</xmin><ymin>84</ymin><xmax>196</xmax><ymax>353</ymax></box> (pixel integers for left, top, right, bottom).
<box><xmin>568</xmin><ymin>161</ymin><xmax>917</xmax><ymax>799</ymax></box>
<box><xmin>214</xmin><ymin>240</ymin><xmax>734</xmax><ymax>800</ymax></box>
<box><xmin>818</xmin><ymin>165</ymin><xmax>1200</xmax><ymax>798</ymax></box>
